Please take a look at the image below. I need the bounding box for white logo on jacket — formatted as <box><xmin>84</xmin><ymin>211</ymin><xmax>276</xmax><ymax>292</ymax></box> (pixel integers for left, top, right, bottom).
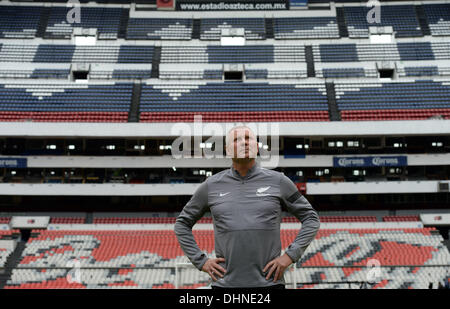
<box><xmin>256</xmin><ymin>186</ymin><xmax>271</xmax><ymax>196</ymax></box>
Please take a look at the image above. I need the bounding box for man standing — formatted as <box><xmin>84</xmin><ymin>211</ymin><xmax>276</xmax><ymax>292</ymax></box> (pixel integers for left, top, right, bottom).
<box><xmin>175</xmin><ymin>125</ymin><xmax>320</xmax><ymax>288</ymax></box>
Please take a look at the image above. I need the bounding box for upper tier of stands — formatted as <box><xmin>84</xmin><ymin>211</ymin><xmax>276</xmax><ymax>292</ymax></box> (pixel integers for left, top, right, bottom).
<box><xmin>200</xmin><ymin>18</ymin><xmax>266</xmax><ymax>40</ymax></box>
<box><xmin>0</xmin><ymin>5</ymin><xmax>42</xmax><ymax>39</ymax></box>
<box><xmin>423</xmin><ymin>3</ymin><xmax>450</xmax><ymax>36</ymax></box>
<box><xmin>343</xmin><ymin>5</ymin><xmax>423</xmax><ymax>38</ymax></box>
<box><xmin>45</xmin><ymin>7</ymin><xmax>124</xmax><ymax>39</ymax></box>
<box><xmin>1</xmin><ymin>3</ymin><xmax>450</xmax><ymax>40</ymax></box>
<box><xmin>274</xmin><ymin>17</ymin><xmax>339</xmax><ymax>39</ymax></box>
<box><xmin>127</xmin><ymin>18</ymin><xmax>192</xmax><ymax>40</ymax></box>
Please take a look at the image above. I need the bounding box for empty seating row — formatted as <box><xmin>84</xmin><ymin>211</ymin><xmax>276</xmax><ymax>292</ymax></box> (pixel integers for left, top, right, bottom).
<box><xmin>245</xmin><ymin>68</ymin><xmax>308</xmax><ymax>79</ymax></box>
<box><xmin>200</xmin><ymin>18</ymin><xmax>265</xmax><ymax>40</ymax></box>
<box><xmin>50</xmin><ymin>217</ymin><xmax>86</xmax><ymax>224</ymax></box>
<box><xmin>0</xmin><ymin>5</ymin><xmax>41</xmax><ymax>39</ymax></box>
<box><xmin>0</xmin><ymin>69</ymin><xmax>70</xmax><ymax>79</ymax></box>
<box><xmin>383</xmin><ymin>216</ymin><xmax>420</xmax><ymax>222</ymax></box>
<box><xmin>139</xmin><ymin>82</ymin><xmax>328</xmax><ymax>113</ymax></box>
<box><xmin>293</xmin><ymin>266</ymin><xmax>449</xmax><ymax>289</ymax></box>
<box><xmin>139</xmin><ymin>111</ymin><xmax>330</xmax><ymax>122</ymax></box>
<box><xmin>282</xmin><ymin>216</ymin><xmax>377</xmax><ymax>223</ymax></box>
<box><xmin>423</xmin><ymin>3</ymin><xmax>450</xmax><ymax>36</ymax></box>
<box><xmin>45</xmin><ymin>7</ymin><xmax>124</xmax><ymax>40</ymax></box>
<box><xmin>0</xmin><ymin>44</ymin><xmax>154</xmax><ymax>63</ymax></box>
<box><xmin>5</xmin><ymin>268</ymin><xmax>210</xmax><ymax>289</ymax></box>
<box><xmin>398</xmin><ymin>66</ymin><xmax>440</xmax><ymax>77</ymax></box>
<box><xmin>159</xmin><ymin>70</ymin><xmax>223</xmax><ymax>80</ymax></box>
<box><xmin>0</xmin><ymin>111</ymin><xmax>128</xmax><ymax>123</ymax></box>
<box><xmin>6</xmin><ymin>42</ymin><xmax>449</xmax><ymax>65</ymax></box>
<box><xmin>160</xmin><ymin>45</ymin><xmax>305</xmax><ymax>64</ymax></box>
<box><xmin>316</xmin><ymin>68</ymin><xmax>378</xmax><ymax>78</ymax></box>
<box><xmin>343</xmin><ymin>5</ymin><xmax>423</xmax><ymax>38</ymax></box>
<box><xmin>314</xmin><ymin>42</ymin><xmax>450</xmax><ymax>62</ymax></box>
<box><xmin>274</xmin><ymin>17</ymin><xmax>339</xmax><ymax>39</ymax></box>
<box><xmin>0</xmin><ymin>217</ymin><xmax>11</xmax><ymax>224</ymax></box>
<box><xmin>292</xmin><ymin>228</ymin><xmax>449</xmax><ymax>267</ymax></box>
<box><xmin>397</xmin><ymin>66</ymin><xmax>450</xmax><ymax>77</ymax></box>
<box><xmin>93</xmin><ymin>217</ymin><xmax>178</xmax><ymax>224</ymax></box>
<box><xmin>5</xmin><ymin>265</ymin><xmax>448</xmax><ymax>289</ymax></box>
<box><xmin>0</xmin><ymin>83</ymin><xmax>132</xmax><ymax>113</ymax></box>
<box><xmin>341</xmin><ymin>109</ymin><xmax>450</xmax><ymax>121</ymax></box>
<box><xmin>159</xmin><ymin>68</ymin><xmax>307</xmax><ymax>80</ymax></box>
<box><xmin>335</xmin><ymin>81</ymin><xmax>450</xmax><ymax>114</ymax></box>
<box><xmin>93</xmin><ymin>217</ymin><xmax>214</xmax><ymax>224</ymax></box>
<box><xmin>127</xmin><ymin>18</ymin><xmax>192</xmax><ymax>40</ymax></box>
<box><xmin>0</xmin><ymin>244</ymin><xmax>15</xmax><ymax>268</ymax></box>
<box><xmin>89</xmin><ymin>70</ymin><xmax>152</xmax><ymax>80</ymax></box>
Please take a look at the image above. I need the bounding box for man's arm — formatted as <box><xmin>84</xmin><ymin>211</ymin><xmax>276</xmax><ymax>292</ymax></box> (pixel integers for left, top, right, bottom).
<box><xmin>280</xmin><ymin>174</ymin><xmax>320</xmax><ymax>263</ymax></box>
<box><xmin>174</xmin><ymin>181</ymin><xmax>210</xmax><ymax>270</ymax></box>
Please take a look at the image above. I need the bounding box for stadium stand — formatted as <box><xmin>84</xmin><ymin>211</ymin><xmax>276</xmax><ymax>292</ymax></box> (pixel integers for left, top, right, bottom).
<box><xmin>274</xmin><ymin>17</ymin><xmax>339</xmax><ymax>39</ymax></box>
<box><xmin>2</xmin><ymin>227</ymin><xmax>449</xmax><ymax>289</ymax></box>
<box><xmin>160</xmin><ymin>45</ymin><xmax>305</xmax><ymax>63</ymax></box>
<box><xmin>423</xmin><ymin>3</ymin><xmax>450</xmax><ymax>36</ymax></box>
<box><xmin>335</xmin><ymin>80</ymin><xmax>450</xmax><ymax>121</ymax></box>
<box><xmin>0</xmin><ymin>5</ymin><xmax>42</xmax><ymax>39</ymax></box>
<box><xmin>200</xmin><ymin>18</ymin><xmax>266</xmax><ymax>40</ymax></box>
<box><xmin>0</xmin><ymin>44</ymin><xmax>154</xmax><ymax>63</ymax></box>
<box><xmin>0</xmin><ymin>82</ymin><xmax>132</xmax><ymax>122</ymax></box>
<box><xmin>0</xmin><ymin>0</ymin><xmax>450</xmax><ymax>291</ymax></box>
<box><xmin>0</xmin><ymin>217</ymin><xmax>11</xmax><ymax>224</ymax></box>
<box><xmin>383</xmin><ymin>216</ymin><xmax>421</xmax><ymax>222</ymax></box>
<box><xmin>314</xmin><ymin>42</ymin><xmax>450</xmax><ymax>62</ymax></box>
<box><xmin>50</xmin><ymin>217</ymin><xmax>86</xmax><ymax>224</ymax></box>
<box><xmin>343</xmin><ymin>5</ymin><xmax>423</xmax><ymax>38</ymax></box>
<box><xmin>45</xmin><ymin>7</ymin><xmax>124</xmax><ymax>39</ymax></box>
<box><xmin>138</xmin><ymin>82</ymin><xmax>329</xmax><ymax>122</ymax></box>
<box><xmin>127</xmin><ymin>18</ymin><xmax>193</xmax><ymax>40</ymax></box>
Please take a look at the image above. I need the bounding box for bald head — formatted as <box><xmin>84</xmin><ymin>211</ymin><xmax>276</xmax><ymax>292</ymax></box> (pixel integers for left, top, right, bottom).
<box><xmin>225</xmin><ymin>125</ymin><xmax>258</xmax><ymax>161</ymax></box>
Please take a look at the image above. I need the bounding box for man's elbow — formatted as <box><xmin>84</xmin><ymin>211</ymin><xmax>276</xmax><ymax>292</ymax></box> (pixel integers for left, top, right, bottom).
<box><xmin>305</xmin><ymin>211</ymin><xmax>320</xmax><ymax>231</ymax></box>
<box><xmin>174</xmin><ymin>217</ymin><xmax>193</xmax><ymax>236</ymax></box>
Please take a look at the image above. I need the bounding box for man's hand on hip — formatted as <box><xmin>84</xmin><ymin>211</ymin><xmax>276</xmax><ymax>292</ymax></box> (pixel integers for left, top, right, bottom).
<box><xmin>263</xmin><ymin>253</ymin><xmax>293</xmax><ymax>282</ymax></box>
<box><xmin>202</xmin><ymin>258</ymin><xmax>226</xmax><ymax>281</ymax></box>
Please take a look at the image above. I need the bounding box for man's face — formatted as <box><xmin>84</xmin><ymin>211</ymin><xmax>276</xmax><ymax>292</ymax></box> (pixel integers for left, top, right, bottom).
<box><xmin>226</xmin><ymin>127</ymin><xmax>258</xmax><ymax>160</ymax></box>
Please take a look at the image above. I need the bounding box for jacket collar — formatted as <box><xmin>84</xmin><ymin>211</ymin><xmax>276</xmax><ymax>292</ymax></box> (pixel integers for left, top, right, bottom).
<box><xmin>230</xmin><ymin>160</ymin><xmax>260</xmax><ymax>179</ymax></box>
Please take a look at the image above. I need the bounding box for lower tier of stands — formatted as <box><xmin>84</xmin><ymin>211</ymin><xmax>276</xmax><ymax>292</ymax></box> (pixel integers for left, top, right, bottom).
<box><xmin>2</xmin><ymin>227</ymin><xmax>448</xmax><ymax>289</ymax></box>
<box><xmin>6</xmin><ymin>266</ymin><xmax>446</xmax><ymax>289</ymax></box>
<box><xmin>0</xmin><ymin>216</ymin><xmax>423</xmax><ymax>225</ymax></box>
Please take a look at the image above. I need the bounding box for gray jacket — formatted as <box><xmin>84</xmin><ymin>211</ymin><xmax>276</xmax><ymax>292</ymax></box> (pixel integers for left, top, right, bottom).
<box><xmin>174</xmin><ymin>163</ymin><xmax>320</xmax><ymax>288</ymax></box>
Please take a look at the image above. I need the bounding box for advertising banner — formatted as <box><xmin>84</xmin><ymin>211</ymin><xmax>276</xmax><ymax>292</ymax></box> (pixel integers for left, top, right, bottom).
<box><xmin>333</xmin><ymin>156</ymin><xmax>408</xmax><ymax>168</ymax></box>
